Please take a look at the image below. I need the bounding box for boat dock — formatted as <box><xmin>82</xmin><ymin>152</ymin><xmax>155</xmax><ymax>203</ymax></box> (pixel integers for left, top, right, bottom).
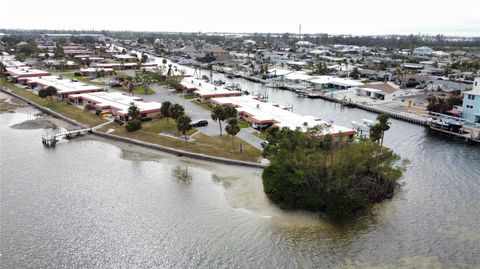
<box><xmin>42</xmin><ymin>128</ymin><xmax>92</xmax><ymax>147</ymax></box>
<box><xmin>427</xmin><ymin>125</ymin><xmax>480</xmax><ymax>144</ymax></box>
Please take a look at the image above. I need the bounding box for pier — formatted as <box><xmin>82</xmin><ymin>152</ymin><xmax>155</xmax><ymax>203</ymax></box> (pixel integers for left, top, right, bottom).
<box><xmin>41</xmin><ymin>128</ymin><xmax>92</xmax><ymax>147</ymax></box>
<box><xmin>426</xmin><ymin>125</ymin><xmax>480</xmax><ymax>144</ymax></box>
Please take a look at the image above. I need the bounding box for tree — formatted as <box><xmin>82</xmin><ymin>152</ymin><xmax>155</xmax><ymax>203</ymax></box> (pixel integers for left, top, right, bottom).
<box><xmin>38</xmin><ymin>89</ymin><xmax>48</xmax><ymax>103</ymax></box>
<box><xmin>141</xmin><ymin>53</ymin><xmax>148</xmax><ymax>63</ymax></box>
<box><xmin>262</xmin><ymin>127</ymin><xmax>404</xmax><ymax>218</ymax></box>
<box><xmin>170</xmin><ymin>103</ymin><xmax>185</xmax><ymax>121</ymax></box>
<box><xmin>350</xmin><ymin>67</ymin><xmax>360</xmax><ymax>79</ymax></box>
<box><xmin>45</xmin><ymin>86</ymin><xmax>57</xmax><ymax>105</ymax></box>
<box><xmin>377</xmin><ymin>114</ymin><xmax>391</xmax><ymax>146</ymax></box>
<box><xmin>211</xmin><ymin>106</ymin><xmax>225</xmax><ymax>137</ymax></box>
<box><xmin>0</xmin><ymin>62</ymin><xmax>5</xmax><ymax>78</ymax></box>
<box><xmin>225</xmin><ymin>118</ymin><xmax>240</xmax><ymax>150</ymax></box>
<box><xmin>161</xmin><ymin>101</ymin><xmax>172</xmax><ymax>125</ymax></box>
<box><xmin>207</xmin><ymin>63</ymin><xmax>213</xmax><ymax>83</ymax></box>
<box><xmin>134</xmin><ymin>71</ymin><xmax>155</xmax><ymax>94</ymax></box>
<box><xmin>53</xmin><ymin>45</ymin><xmax>64</xmax><ymax>59</ymax></box>
<box><xmin>176</xmin><ymin>115</ymin><xmax>192</xmax><ymax>141</ymax></box>
<box><xmin>128</xmin><ymin>104</ymin><xmax>140</xmax><ymax>120</ymax></box>
<box><xmin>211</xmin><ymin>105</ymin><xmax>237</xmax><ymax>137</ymax></box>
<box><xmin>224</xmin><ymin>106</ymin><xmax>237</xmax><ymax>119</ymax></box>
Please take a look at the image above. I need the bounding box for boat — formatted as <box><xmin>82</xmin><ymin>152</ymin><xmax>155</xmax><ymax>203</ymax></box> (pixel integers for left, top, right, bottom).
<box><xmin>225</xmin><ymin>83</ymin><xmax>242</xmax><ymax>91</ymax></box>
<box><xmin>213</xmin><ymin>80</ymin><xmax>225</xmax><ymax>86</ymax></box>
<box><xmin>351</xmin><ymin>119</ymin><xmax>375</xmax><ymax>134</ymax></box>
<box><xmin>427</xmin><ymin>116</ymin><xmax>463</xmax><ymax>132</ymax></box>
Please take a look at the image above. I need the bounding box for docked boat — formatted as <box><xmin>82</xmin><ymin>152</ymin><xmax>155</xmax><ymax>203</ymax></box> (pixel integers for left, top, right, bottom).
<box><xmin>213</xmin><ymin>80</ymin><xmax>225</xmax><ymax>86</ymax></box>
<box><xmin>427</xmin><ymin>116</ymin><xmax>463</xmax><ymax>132</ymax></box>
<box><xmin>225</xmin><ymin>83</ymin><xmax>242</xmax><ymax>91</ymax></box>
<box><xmin>351</xmin><ymin>119</ymin><xmax>375</xmax><ymax>134</ymax></box>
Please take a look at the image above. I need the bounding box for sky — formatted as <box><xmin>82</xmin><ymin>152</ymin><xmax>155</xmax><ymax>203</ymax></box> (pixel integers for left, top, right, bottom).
<box><xmin>1</xmin><ymin>0</ymin><xmax>479</xmax><ymax>36</ymax></box>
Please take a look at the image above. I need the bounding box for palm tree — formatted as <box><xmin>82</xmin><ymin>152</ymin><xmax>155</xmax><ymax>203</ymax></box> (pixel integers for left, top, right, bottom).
<box><xmin>376</xmin><ymin>114</ymin><xmax>391</xmax><ymax>146</ymax></box>
<box><xmin>211</xmin><ymin>106</ymin><xmax>226</xmax><ymax>136</ymax></box>
<box><xmin>161</xmin><ymin>101</ymin><xmax>172</xmax><ymax>125</ymax></box>
<box><xmin>225</xmin><ymin>118</ymin><xmax>240</xmax><ymax>150</ymax></box>
<box><xmin>0</xmin><ymin>62</ymin><xmax>5</xmax><ymax>78</ymax></box>
<box><xmin>224</xmin><ymin>106</ymin><xmax>237</xmax><ymax>119</ymax></box>
<box><xmin>176</xmin><ymin>115</ymin><xmax>192</xmax><ymax>141</ymax></box>
<box><xmin>170</xmin><ymin>103</ymin><xmax>185</xmax><ymax>121</ymax></box>
<box><xmin>207</xmin><ymin>64</ymin><xmax>213</xmax><ymax>83</ymax></box>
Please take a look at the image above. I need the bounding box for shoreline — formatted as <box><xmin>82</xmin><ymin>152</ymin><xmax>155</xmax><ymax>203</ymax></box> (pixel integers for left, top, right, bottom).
<box><xmin>0</xmin><ymin>87</ymin><xmax>267</xmax><ymax>169</ymax></box>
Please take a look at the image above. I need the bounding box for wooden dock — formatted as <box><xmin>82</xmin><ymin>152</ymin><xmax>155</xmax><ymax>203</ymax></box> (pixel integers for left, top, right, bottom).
<box><xmin>41</xmin><ymin>128</ymin><xmax>92</xmax><ymax>147</ymax></box>
<box><xmin>427</xmin><ymin>125</ymin><xmax>480</xmax><ymax>144</ymax></box>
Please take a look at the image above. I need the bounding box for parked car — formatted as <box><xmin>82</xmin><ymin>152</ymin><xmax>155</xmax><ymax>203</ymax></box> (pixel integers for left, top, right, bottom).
<box><xmin>260</xmin><ymin>141</ymin><xmax>269</xmax><ymax>148</ymax></box>
<box><xmin>109</xmin><ymin>81</ymin><xmax>123</xmax><ymax>87</ymax></box>
<box><xmin>190</xmin><ymin>119</ymin><xmax>208</xmax><ymax>127</ymax></box>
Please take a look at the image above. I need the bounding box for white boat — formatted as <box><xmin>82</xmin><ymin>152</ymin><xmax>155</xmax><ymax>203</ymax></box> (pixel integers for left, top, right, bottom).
<box><xmin>351</xmin><ymin>119</ymin><xmax>375</xmax><ymax>134</ymax></box>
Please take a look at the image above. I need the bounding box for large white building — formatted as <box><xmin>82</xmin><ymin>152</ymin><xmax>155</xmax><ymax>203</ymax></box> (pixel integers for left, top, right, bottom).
<box><xmin>211</xmin><ymin>95</ymin><xmax>356</xmax><ymax>138</ymax></box>
<box><xmin>68</xmin><ymin>92</ymin><xmax>161</xmax><ymax>122</ymax></box>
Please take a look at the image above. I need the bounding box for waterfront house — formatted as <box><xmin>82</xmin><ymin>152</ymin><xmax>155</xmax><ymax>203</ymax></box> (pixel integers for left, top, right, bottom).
<box><xmin>309</xmin><ymin>76</ymin><xmax>363</xmax><ymax>91</ymax></box>
<box><xmin>26</xmin><ymin>75</ymin><xmax>104</xmax><ymax>99</ymax></box>
<box><xmin>461</xmin><ymin>77</ymin><xmax>480</xmax><ymax>123</ymax></box>
<box><xmin>113</xmin><ymin>54</ymin><xmax>139</xmax><ymax>62</ymax></box>
<box><xmin>180</xmin><ymin>78</ymin><xmax>243</xmax><ymax>101</ymax></box>
<box><xmin>211</xmin><ymin>95</ymin><xmax>356</xmax><ymax>139</ymax></box>
<box><xmin>68</xmin><ymin>92</ymin><xmax>161</xmax><ymax>122</ymax></box>
<box><xmin>355</xmin><ymin>82</ymin><xmax>401</xmax><ymax>101</ymax></box>
<box><xmin>5</xmin><ymin>67</ymin><xmax>52</xmax><ymax>82</ymax></box>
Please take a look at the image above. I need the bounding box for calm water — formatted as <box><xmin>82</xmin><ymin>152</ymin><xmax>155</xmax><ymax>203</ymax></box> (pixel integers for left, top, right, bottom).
<box><xmin>1</xmin><ymin>87</ymin><xmax>480</xmax><ymax>267</ymax></box>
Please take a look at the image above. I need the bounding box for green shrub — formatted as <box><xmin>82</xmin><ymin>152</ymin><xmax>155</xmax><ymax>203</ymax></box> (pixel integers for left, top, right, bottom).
<box><xmin>125</xmin><ymin>119</ymin><xmax>142</xmax><ymax>132</ymax></box>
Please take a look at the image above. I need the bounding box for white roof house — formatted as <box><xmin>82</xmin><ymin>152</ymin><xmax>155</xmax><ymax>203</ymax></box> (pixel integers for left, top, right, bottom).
<box><xmin>26</xmin><ymin>76</ymin><xmax>104</xmax><ymax>96</ymax></box>
<box><xmin>69</xmin><ymin>92</ymin><xmax>161</xmax><ymax>117</ymax></box>
<box><xmin>180</xmin><ymin>78</ymin><xmax>242</xmax><ymax>99</ymax></box>
<box><xmin>211</xmin><ymin>95</ymin><xmax>356</xmax><ymax>137</ymax></box>
<box><xmin>310</xmin><ymin>76</ymin><xmax>363</xmax><ymax>90</ymax></box>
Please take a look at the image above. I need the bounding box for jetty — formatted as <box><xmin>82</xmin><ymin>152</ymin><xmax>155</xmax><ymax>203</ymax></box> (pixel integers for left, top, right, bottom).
<box><xmin>41</xmin><ymin>128</ymin><xmax>92</xmax><ymax>147</ymax></box>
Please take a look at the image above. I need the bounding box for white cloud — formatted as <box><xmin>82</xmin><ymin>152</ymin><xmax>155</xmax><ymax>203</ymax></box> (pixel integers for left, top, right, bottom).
<box><xmin>1</xmin><ymin>0</ymin><xmax>479</xmax><ymax>36</ymax></box>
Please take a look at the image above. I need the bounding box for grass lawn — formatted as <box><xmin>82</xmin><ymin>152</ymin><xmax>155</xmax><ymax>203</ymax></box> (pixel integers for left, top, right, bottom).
<box><xmin>192</xmin><ymin>100</ymin><xmax>212</xmax><ymax>111</ymax></box>
<box><xmin>238</xmin><ymin>119</ymin><xmax>250</xmax><ymax>128</ymax></box>
<box><xmin>1</xmin><ymin>78</ymin><xmax>107</xmax><ymax>127</ymax></box>
<box><xmin>182</xmin><ymin>93</ymin><xmax>196</xmax><ymax>99</ymax></box>
<box><xmin>252</xmin><ymin>130</ymin><xmax>268</xmax><ymax>140</ymax></box>
<box><xmin>117</xmin><ymin>85</ymin><xmax>155</xmax><ymax>95</ymax></box>
<box><xmin>141</xmin><ymin>118</ymin><xmax>197</xmax><ymax>136</ymax></box>
<box><xmin>98</xmin><ymin>121</ymin><xmax>262</xmax><ymax>162</ymax></box>
<box><xmin>115</xmin><ymin>71</ymin><xmax>130</xmax><ymax>78</ymax></box>
<box><xmin>62</xmin><ymin>72</ymin><xmax>108</xmax><ymax>86</ymax></box>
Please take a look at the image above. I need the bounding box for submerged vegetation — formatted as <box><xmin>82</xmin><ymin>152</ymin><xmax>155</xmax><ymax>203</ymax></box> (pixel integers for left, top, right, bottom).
<box><xmin>262</xmin><ymin>123</ymin><xmax>404</xmax><ymax>219</ymax></box>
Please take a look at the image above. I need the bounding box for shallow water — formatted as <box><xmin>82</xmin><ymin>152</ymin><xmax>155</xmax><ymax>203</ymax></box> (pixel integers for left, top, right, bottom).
<box><xmin>1</xmin><ymin>104</ymin><xmax>479</xmax><ymax>268</ymax></box>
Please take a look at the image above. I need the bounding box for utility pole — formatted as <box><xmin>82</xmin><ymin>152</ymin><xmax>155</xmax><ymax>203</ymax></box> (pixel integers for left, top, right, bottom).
<box><xmin>299</xmin><ymin>24</ymin><xmax>302</xmax><ymax>39</ymax></box>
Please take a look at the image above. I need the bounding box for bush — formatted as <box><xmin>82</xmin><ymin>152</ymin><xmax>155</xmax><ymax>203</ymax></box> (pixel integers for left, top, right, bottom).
<box><xmin>84</xmin><ymin>103</ymin><xmax>95</xmax><ymax>111</ymax></box>
<box><xmin>140</xmin><ymin>116</ymin><xmax>152</xmax><ymax>122</ymax></box>
<box><xmin>125</xmin><ymin>119</ymin><xmax>142</xmax><ymax>132</ymax></box>
<box><xmin>262</xmin><ymin>128</ymin><xmax>404</xmax><ymax>219</ymax></box>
